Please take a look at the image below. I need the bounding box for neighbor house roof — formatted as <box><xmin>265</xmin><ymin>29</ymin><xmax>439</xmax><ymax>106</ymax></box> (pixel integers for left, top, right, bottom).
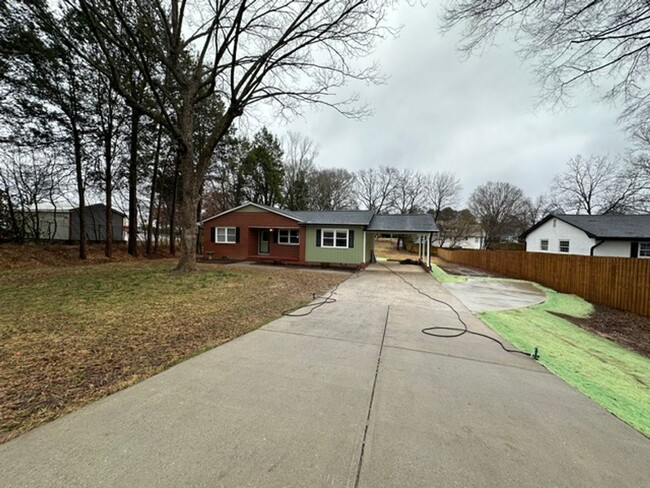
<box><xmin>367</xmin><ymin>214</ymin><xmax>438</xmax><ymax>233</ymax></box>
<box><xmin>521</xmin><ymin>213</ymin><xmax>650</xmax><ymax>240</ymax></box>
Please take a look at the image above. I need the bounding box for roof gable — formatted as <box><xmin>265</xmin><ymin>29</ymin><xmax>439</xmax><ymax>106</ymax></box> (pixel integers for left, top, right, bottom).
<box><xmin>202</xmin><ymin>202</ymin><xmax>302</xmax><ymax>223</ymax></box>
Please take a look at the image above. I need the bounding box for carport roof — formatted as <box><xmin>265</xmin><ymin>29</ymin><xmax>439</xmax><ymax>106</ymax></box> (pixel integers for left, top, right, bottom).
<box><xmin>367</xmin><ymin>214</ymin><xmax>438</xmax><ymax>233</ymax></box>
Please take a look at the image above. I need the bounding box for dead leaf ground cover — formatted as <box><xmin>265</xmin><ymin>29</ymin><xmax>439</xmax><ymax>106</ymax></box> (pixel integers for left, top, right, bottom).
<box><xmin>0</xmin><ymin>260</ymin><xmax>346</xmax><ymax>444</ymax></box>
<box><xmin>373</xmin><ymin>238</ymin><xmax>417</xmax><ymax>260</ymax></box>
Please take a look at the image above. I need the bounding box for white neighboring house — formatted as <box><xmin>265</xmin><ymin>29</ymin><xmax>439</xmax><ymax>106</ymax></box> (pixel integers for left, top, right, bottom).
<box><xmin>431</xmin><ymin>227</ymin><xmax>486</xmax><ymax>250</ymax></box>
<box><xmin>521</xmin><ymin>214</ymin><xmax>650</xmax><ymax>258</ymax></box>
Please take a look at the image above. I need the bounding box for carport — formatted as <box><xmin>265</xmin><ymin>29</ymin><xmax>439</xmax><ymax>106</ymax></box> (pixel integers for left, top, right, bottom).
<box><xmin>367</xmin><ymin>214</ymin><xmax>438</xmax><ymax>269</ymax></box>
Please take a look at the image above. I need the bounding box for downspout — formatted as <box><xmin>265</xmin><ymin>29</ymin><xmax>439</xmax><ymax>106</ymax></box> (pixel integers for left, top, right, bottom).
<box><xmin>590</xmin><ymin>240</ymin><xmax>604</xmax><ymax>256</ymax></box>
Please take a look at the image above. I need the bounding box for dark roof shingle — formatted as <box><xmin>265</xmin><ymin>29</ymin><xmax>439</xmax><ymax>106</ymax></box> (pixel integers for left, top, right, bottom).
<box><xmin>556</xmin><ymin>214</ymin><xmax>650</xmax><ymax>239</ymax></box>
<box><xmin>367</xmin><ymin>214</ymin><xmax>438</xmax><ymax>233</ymax></box>
<box><xmin>522</xmin><ymin>213</ymin><xmax>650</xmax><ymax>239</ymax></box>
<box><xmin>289</xmin><ymin>210</ymin><xmax>375</xmax><ymax>226</ymax></box>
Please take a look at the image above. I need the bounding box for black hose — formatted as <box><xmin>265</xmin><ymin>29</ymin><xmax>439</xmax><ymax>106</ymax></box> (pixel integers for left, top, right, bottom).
<box><xmin>380</xmin><ymin>263</ymin><xmax>535</xmax><ymax>358</ymax></box>
<box><xmin>281</xmin><ymin>269</ymin><xmax>360</xmax><ymax>317</ymax></box>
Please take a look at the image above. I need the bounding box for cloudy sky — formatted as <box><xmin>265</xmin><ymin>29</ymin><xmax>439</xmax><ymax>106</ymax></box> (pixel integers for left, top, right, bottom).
<box><xmin>250</xmin><ymin>2</ymin><xmax>631</xmax><ymax>206</ymax></box>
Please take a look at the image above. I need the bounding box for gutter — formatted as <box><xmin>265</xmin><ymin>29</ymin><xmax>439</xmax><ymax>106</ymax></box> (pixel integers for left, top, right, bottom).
<box><xmin>590</xmin><ymin>239</ymin><xmax>605</xmax><ymax>256</ymax></box>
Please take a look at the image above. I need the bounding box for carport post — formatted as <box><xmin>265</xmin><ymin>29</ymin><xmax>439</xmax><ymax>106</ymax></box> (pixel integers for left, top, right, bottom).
<box><xmin>418</xmin><ymin>235</ymin><xmax>422</xmax><ymax>262</ymax></box>
<box><xmin>426</xmin><ymin>233</ymin><xmax>431</xmax><ymax>269</ymax></box>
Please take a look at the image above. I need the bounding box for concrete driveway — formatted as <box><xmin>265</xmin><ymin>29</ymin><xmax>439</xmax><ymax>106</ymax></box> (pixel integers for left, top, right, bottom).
<box><xmin>1</xmin><ymin>263</ymin><xmax>648</xmax><ymax>487</ymax></box>
<box><xmin>444</xmin><ymin>278</ymin><xmax>547</xmax><ymax>312</ymax></box>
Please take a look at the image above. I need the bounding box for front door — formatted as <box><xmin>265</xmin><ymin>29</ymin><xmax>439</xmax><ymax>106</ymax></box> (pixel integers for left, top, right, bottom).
<box><xmin>259</xmin><ymin>229</ymin><xmax>270</xmax><ymax>254</ymax></box>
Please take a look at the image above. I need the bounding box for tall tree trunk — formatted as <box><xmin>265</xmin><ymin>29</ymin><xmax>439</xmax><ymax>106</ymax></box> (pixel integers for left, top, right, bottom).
<box><xmin>73</xmin><ymin>126</ymin><xmax>87</xmax><ymax>260</ymax></box>
<box><xmin>169</xmin><ymin>159</ymin><xmax>179</xmax><ymax>256</ymax></box>
<box><xmin>128</xmin><ymin>107</ymin><xmax>140</xmax><ymax>256</ymax></box>
<box><xmin>146</xmin><ymin>125</ymin><xmax>162</xmax><ymax>256</ymax></box>
<box><xmin>153</xmin><ymin>170</ymin><xmax>164</xmax><ymax>254</ymax></box>
<box><xmin>195</xmin><ymin>190</ymin><xmax>203</xmax><ymax>255</ymax></box>
<box><xmin>104</xmin><ymin>110</ymin><xmax>114</xmax><ymax>258</ymax></box>
<box><xmin>173</xmin><ymin>105</ymin><xmax>235</xmax><ymax>272</ymax></box>
<box><xmin>174</xmin><ymin>152</ymin><xmax>199</xmax><ymax>272</ymax></box>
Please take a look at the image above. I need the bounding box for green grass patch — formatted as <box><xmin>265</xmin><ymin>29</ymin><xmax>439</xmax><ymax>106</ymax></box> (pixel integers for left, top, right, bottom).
<box><xmin>430</xmin><ymin>263</ymin><xmax>467</xmax><ymax>284</ymax></box>
<box><xmin>479</xmin><ymin>287</ymin><xmax>650</xmax><ymax>437</ymax></box>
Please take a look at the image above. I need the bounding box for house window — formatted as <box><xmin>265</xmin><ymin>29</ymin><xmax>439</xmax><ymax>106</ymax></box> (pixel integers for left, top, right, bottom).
<box><xmin>278</xmin><ymin>229</ymin><xmax>300</xmax><ymax>245</ymax></box>
<box><xmin>540</xmin><ymin>239</ymin><xmax>549</xmax><ymax>251</ymax></box>
<box><xmin>322</xmin><ymin>229</ymin><xmax>349</xmax><ymax>248</ymax></box>
<box><xmin>215</xmin><ymin>227</ymin><xmax>236</xmax><ymax>244</ymax></box>
<box><xmin>559</xmin><ymin>240</ymin><xmax>570</xmax><ymax>253</ymax></box>
<box><xmin>640</xmin><ymin>242</ymin><xmax>650</xmax><ymax>258</ymax></box>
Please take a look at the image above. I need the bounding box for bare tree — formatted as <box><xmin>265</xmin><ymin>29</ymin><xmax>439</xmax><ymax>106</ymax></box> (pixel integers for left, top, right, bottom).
<box><xmin>522</xmin><ymin>194</ymin><xmax>550</xmax><ymax>227</ymax></box>
<box><xmin>309</xmin><ymin>168</ymin><xmax>357</xmax><ymax>211</ymax></box>
<box><xmin>426</xmin><ymin>171</ymin><xmax>461</xmax><ymax>221</ymax></box>
<box><xmin>40</xmin><ymin>0</ymin><xmax>394</xmax><ymax>272</ymax></box>
<box><xmin>443</xmin><ymin>1</ymin><xmax>650</xmax><ymax>127</ymax></box>
<box><xmin>392</xmin><ymin>168</ymin><xmax>428</xmax><ymax>214</ymax></box>
<box><xmin>550</xmin><ymin>155</ymin><xmax>644</xmax><ymax>215</ymax></box>
<box><xmin>355</xmin><ymin>165</ymin><xmax>398</xmax><ymax>213</ymax></box>
<box><xmin>434</xmin><ymin>207</ymin><xmax>477</xmax><ymax>248</ymax></box>
<box><xmin>0</xmin><ymin>149</ymin><xmax>69</xmax><ymax>241</ymax></box>
<box><xmin>1</xmin><ymin>6</ymin><xmax>94</xmax><ymax>258</ymax></box>
<box><xmin>283</xmin><ymin>132</ymin><xmax>318</xmax><ymax>211</ymax></box>
<box><xmin>468</xmin><ymin>181</ymin><xmax>528</xmax><ymax>248</ymax></box>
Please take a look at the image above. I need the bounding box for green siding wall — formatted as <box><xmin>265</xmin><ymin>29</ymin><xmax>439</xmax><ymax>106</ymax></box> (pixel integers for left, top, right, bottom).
<box><xmin>305</xmin><ymin>226</ymin><xmax>365</xmax><ymax>264</ymax></box>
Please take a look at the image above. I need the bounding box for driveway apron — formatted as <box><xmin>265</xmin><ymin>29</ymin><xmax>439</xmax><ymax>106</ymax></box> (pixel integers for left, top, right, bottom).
<box><xmin>1</xmin><ymin>263</ymin><xmax>648</xmax><ymax>487</ymax></box>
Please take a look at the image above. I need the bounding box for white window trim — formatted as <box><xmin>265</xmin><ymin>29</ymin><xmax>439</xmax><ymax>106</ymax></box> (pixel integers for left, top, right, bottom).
<box><xmin>639</xmin><ymin>242</ymin><xmax>650</xmax><ymax>258</ymax></box>
<box><xmin>321</xmin><ymin>229</ymin><xmax>349</xmax><ymax>249</ymax></box>
<box><xmin>559</xmin><ymin>239</ymin><xmax>570</xmax><ymax>253</ymax></box>
<box><xmin>278</xmin><ymin>229</ymin><xmax>300</xmax><ymax>246</ymax></box>
<box><xmin>540</xmin><ymin>239</ymin><xmax>549</xmax><ymax>251</ymax></box>
<box><xmin>215</xmin><ymin>226</ymin><xmax>237</xmax><ymax>244</ymax></box>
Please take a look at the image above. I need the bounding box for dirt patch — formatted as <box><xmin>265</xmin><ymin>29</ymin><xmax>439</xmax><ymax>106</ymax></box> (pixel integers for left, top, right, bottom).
<box><xmin>0</xmin><ymin>242</ymin><xmax>171</xmax><ymax>269</ymax></box>
<box><xmin>373</xmin><ymin>238</ymin><xmax>418</xmax><ymax>260</ymax></box>
<box><xmin>554</xmin><ymin>305</ymin><xmax>650</xmax><ymax>358</ymax></box>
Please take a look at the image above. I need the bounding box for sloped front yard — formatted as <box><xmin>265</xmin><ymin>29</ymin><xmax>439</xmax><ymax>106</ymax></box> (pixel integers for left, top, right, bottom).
<box><xmin>0</xmin><ymin>261</ymin><xmax>346</xmax><ymax>444</ymax></box>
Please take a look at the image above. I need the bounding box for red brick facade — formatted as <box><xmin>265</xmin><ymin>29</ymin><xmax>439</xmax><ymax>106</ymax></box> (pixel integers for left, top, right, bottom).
<box><xmin>203</xmin><ymin>209</ymin><xmax>305</xmax><ymax>262</ymax></box>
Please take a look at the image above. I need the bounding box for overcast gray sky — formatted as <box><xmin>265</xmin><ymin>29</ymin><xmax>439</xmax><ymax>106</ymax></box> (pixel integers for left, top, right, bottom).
<box><xmin>254</xmin><ymin>2</ymin><xmax>630</xmax><ymax>206</ymax></box>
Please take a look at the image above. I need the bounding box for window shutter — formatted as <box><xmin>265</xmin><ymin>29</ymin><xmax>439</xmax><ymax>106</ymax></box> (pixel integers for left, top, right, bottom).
<box><xmin>316</xmin><ymin>229</ymin><xmax>321</xmax><ymax>247</ymax></box>
<box><xmin>235</xmin><ymin>227</ymin><xmax>240</xmax><ymax>243</ymax></box>
<box><xmin>211</xmin><ymin>227</ymin><xmax>216</xmax><ymax>243</ymax></box>
<box><xmin>631</xmin><ymin>242</ymin><xmax>639</xmax><ymax>258</ymax></box>
<box><xmin>274</xmin><ymin>230</ymin><xmax>278</xmax><ymax>244</ymax></box>
<box><xmin>348</xmin><ymin>230</ymin><xmax>355</xmax><ymax>248</ymax></box>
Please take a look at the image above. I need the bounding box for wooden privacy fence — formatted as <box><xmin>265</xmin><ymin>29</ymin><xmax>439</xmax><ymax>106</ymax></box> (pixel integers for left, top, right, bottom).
<box><xmin>437</xmin><ymin>249</ymin><xmax>650</xmax><ymax>318</ymax></box>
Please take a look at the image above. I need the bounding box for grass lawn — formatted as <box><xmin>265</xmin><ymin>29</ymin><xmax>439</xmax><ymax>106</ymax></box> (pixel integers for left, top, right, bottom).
<box><xmin>0</xmin><ymin>260</ymin><xmax>346</xmax><ymax>443</ymax></box>
<box><xmin>430</xmin><ymin>263</ymin><xmax>467</xmax><ymax>284</ymax></box>
<box><xmin>430</xmin><ymin>264</ymin><xmax>650</xmax><ymax>437</ymax></box>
